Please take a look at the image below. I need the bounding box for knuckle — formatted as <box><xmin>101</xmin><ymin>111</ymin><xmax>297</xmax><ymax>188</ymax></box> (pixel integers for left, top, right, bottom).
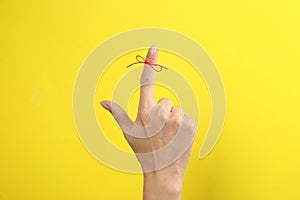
<box><xmin>171</xmin><ymin>115</ymin><xmax>182</xmax><ymax>127</ymax></box>
<box><xmin>175</xmin><ymin>116</ymin><xmax>182</xmax><ymax>125</ymax></box>
<box><xmin>113</xmin><ymin>113</ymin><xmax>119</xmax><ymax>121</ymax></box>
<box><xmin>158</xmin><ymin>97</ymin><xmax>172</xmax><ymax>104</ymax></box>
<box><xmin>159</xmin><ymin>111</ymin><xmax>168</xmax><ymax>121</ymax></box>
<box><xmin>140</xmin><ymin>76</ymin><xmax>153</xmax><ymax>85</ymax></box>
<box><xmin>175</xmin><ymin>106</ymin><xmax>183</xmax><ymax>115</ymax></box>
<box><xmin>184</xmin><ymin>115</ymin><xmax>196</xmax><ymax>133</ymax></box>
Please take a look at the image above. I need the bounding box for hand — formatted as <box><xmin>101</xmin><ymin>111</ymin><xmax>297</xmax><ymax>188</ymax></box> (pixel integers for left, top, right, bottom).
<box><xmin>100</xmin><ymin>45</ymin><xmax>196</xmax><ymax>200</ymax></box>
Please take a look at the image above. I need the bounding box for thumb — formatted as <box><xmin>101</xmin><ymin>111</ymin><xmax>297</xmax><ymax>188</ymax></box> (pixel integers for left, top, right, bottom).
<box><xmin>100</xmin><ymin>100</ymin><xmax>133</xmax><ymax>133</ymax></box>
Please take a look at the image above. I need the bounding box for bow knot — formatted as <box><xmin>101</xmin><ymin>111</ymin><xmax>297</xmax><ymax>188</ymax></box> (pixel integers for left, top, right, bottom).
<box><xmin>126</xmin><ymin>55</ymin><xmax>168</xmax><ymax>72</ymax></box>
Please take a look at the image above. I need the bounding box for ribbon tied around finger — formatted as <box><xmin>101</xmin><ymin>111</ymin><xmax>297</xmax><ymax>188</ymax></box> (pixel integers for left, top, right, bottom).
<box><xmin>126</xmin><ymin>55</ymin><xmax>168</xmax><ymax>72</ymax></box>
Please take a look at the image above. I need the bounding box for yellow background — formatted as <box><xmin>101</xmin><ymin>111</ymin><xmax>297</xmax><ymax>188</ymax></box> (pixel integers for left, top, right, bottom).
<box><xmin>1</xmin><ymin>0</ymin><xmax>300</xmax><ymax>199</ymax></box>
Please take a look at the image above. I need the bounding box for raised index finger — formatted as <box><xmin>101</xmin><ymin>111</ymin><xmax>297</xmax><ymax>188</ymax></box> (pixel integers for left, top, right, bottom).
<box><xmin>139</xmin><ymin>45</ymin><xmax>158</xmax><ymax>109</ymax></box>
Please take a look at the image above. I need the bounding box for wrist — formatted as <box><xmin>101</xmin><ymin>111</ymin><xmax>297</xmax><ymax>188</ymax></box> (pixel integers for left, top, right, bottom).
<box><xmin>143</xmin><ymin>170</ymin><xmax>183</xmax><ymax>200</ymax></box>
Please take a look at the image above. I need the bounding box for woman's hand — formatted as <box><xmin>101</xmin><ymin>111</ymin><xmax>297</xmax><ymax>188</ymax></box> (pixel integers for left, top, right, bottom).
<box><xmin>100</xmin><ymin>45</ymin><xmax>196</xmax><ymax>200</ymax></box>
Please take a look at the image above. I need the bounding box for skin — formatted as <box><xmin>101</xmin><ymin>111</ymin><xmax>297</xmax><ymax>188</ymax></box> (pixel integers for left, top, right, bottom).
<box><xmin>100</xmin><ymin>45</ymin><xmax>196</xmax><ymax>200</ymax></box>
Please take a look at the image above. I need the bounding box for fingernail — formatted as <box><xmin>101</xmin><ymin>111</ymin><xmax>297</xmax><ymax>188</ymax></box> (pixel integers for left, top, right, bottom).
<box><xmin>150</xmin><ymin>45</ymin><xmax>157</xmax><ymax>54</ymax></box>
<box><xmin>100</xmin><ymin>101</ymin><xmax>110</xmax><ymax>110</ymax></box>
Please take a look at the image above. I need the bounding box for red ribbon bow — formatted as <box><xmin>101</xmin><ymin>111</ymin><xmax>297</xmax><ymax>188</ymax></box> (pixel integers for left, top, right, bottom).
<box><xmin>126</xmin><ymin>55</ymin><xmax>168</xmax><ymax>72</ymax></box>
